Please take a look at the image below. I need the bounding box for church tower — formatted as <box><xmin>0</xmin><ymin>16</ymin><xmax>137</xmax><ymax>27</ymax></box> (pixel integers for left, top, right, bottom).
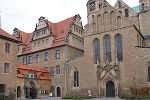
<box><xmin>139</xmin><ymin>0</ymin><xmax>150</xmax><ymax>12</ymax></box>
<box><xmin>87</xmin><ymin>0</ymin><xmax>104</xmax><ymax>24</ymax></box>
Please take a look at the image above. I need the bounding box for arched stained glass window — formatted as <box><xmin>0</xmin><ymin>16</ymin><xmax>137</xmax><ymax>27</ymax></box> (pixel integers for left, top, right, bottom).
<box><xmin>94</xmin><ymin>39</ymin><xmax>100</xmax><ymax>64</ymax></box>
<box><xmin>105</xmin><ymin>35</ymin><xmax>112</xmax><ymax>62</ymax></box>
<box><xmin>116</xmin><ymin>34</ymin><xmax>123</xmax><ymax>61</ymax></box>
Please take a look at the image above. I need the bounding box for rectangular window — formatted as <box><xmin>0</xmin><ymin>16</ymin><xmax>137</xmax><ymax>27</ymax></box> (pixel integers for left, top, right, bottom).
<box><xmin>42</xmin><ymin>30</ymin><xmax>46</xmax><ymax>35</ymax></box>
<box><xmin>55</xmin><ymin>50</ymin><xmax>60</xmax><ymax>59</ymax></box>
<box><xmin>28</xmin><ymin>56</ymin><xmax>32</xmax><ymax>64</ymax></box>
<box><xmin>50</xmin><ymin>67</ymin><xmax>54</xmax><ymax>75</ymax></box>
<box><xmin>42</xmin><ymin>40</ymin><xmax>45</xmax><ymax>45</ymax></box>
<box><xmin>38</xmin><ymin>42</ymin><xmax>40</xmax><ymax>46</ymax></box>
<box><xmin>56</xmin><ymin>65</ymin><xmax>60</xmax><ymax>74</ymax></box>
<box><xmin>45</xmin><ymin>53</ymin><xmax>49</xmax><ymax>61</ymax></box>
<box><xmin>46</xmin><ymin>39</ymin><xmax>49</xmax><ymax>44</ymax></box>
<box><xmin>34</xmin><ymin>43</ymin><xmax>36</xmax><ymax>47</ymax></box>
<box><xmin>36</xmin><ymin>54</ymin><xmax>39</xmax><ymax>63</ymax></box>
<box><xmin>4</xmin><ymin>63</ymin><xmax>10</xmax><ymax>73</ymax></box>
<box><xmin>148</xmin><ymin>67</ymin><xmax>150</xmax><ymax>82</ymax></box>
<box><xmin>23</xmin><ymin>57</ymin><xmax>26</xmax><ymax>65</ymax></box>
<box><xmin>5</xmin><ymin>43</ymin><xmax>10</xmax><ymax>53</ymax></box>
<box><xmin>0</xmin><ymin>84</ymin><xmax>6</xmax><ymax>93</ymax></box>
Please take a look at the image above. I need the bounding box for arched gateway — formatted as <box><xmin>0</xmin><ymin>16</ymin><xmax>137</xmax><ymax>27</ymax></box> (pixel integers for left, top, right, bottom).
<box><xmin>25</xmin><ymin>81</ymin><xmax>37</xmax><ymax>99</ymax></box>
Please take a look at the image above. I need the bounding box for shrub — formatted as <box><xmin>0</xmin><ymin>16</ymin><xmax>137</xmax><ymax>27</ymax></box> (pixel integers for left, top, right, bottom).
<box><xmin>62</xmin><ymin>95</ymin><xmax>95</xmax><ymax>99</ymax></box>
<box><xmin>0</xmin><ymin>94</ymin><xmax>4</xmax><ymax>100</ymax></box>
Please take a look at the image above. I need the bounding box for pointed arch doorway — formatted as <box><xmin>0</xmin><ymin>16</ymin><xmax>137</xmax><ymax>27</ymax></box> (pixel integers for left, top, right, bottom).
<box><xmin>106</xmin><ymin>81</ymin><xmax>115</xmax><ymax>97</ymax></box>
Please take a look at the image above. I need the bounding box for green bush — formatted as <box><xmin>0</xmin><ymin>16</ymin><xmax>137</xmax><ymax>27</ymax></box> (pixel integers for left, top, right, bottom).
<box><xmin>62</xmin><ymin>95</ymin><xmax>95</xmax><ymax>99</ymax></box>
<box><xmin>0</xmin><ymin>94</ymin><xmax>4</xmax><ymax>100</ymax></box>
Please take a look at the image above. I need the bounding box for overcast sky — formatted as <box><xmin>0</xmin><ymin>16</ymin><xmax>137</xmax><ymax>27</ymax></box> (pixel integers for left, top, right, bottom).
<box><xmin>0</xmin><ymin>0</ymin><xmax>139</xmax><ymax>34</ymax></box>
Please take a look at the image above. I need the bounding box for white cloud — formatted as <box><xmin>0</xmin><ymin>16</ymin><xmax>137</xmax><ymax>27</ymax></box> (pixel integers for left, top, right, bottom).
<box><xmin>0</xmin><ymin>0</ymin><xmax>139</xmax><ymax>34</ymax></box>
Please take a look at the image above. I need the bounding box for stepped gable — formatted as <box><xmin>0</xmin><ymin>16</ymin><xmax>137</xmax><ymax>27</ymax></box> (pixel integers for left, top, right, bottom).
<box><xmin>17</xmin><ymin>64</ymin><xmax>51</xmax><ymax>80</ymax></box>
<box><xmin>21</xmin><ymin>16</ymin><xmax>75</xmax><ymax>55</ymax></box>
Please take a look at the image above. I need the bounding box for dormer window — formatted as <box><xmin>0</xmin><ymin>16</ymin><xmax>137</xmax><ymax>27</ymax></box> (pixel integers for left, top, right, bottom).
<box><xmin>36</xmin><ymin>32</ymin><xmax>41</xmax><ymax>36</ymax></box>
<box><xmin>89</xmin><ymin>1</ymin><xmax>96</xmax><ymax>11</ymax></box>
<box><xmin>42</xmin><ymin>30</ymin><xmax>46</xmax><ymax>35</ymax></box>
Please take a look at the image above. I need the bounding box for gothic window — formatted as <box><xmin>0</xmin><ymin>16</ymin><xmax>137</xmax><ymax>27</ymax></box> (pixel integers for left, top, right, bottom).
<box><xmin>117</xmin><ymin>16</ymin><xmax>121</xmax><ymax>28</ymax></box>
<box><xmin>104</xmin><ymin>12</ymin><xmax>109</xmax><ymax>31</ymax></box>
<box><xmin>92</xmin><ymin>23</ymin><xmax>96</xmax><ymax>33</ymax></box>
<box><xmin>97</xmin><ymin>15</ymin><xmax>102</xmax><ymax>32</ymax></box>
<box><xmin>94</xmin><ymin>39</ymin><xmax>100</xmax><ymax>64</ymax></box>
<box><xmin>118</xmin><ymin>2</ymin><xmax>121</xmax><ymax>8</ymax></box>
<box><xmin>125</xmin><ymin>9</ymin><xmax>129</xmax><ymax>17</ymax></box>
<box><xmin>110</xmin><ymin>11</ymin><xmax>116</xmax><ymax>29</ymax></box>
<box><xmin>116</xmin><ymin>34</ymin><xmax>123</xmax><ymax>61</ymax></box>
<box><xmin>89</xmin><ymin>1</ymin><xmax>96</xmax><ymax>11</ymax></box>
<box><xmin>74</xmin><ymin>69</ymin><xmax>79</xmax><ymax>87</ymax></box>
<box><xmin>148</xmin><ymin>66</ymin><xmax>150</xmax><ymax>82</ymax></box>
<box><xmin>104</xmin><ymin>35</ymin><xmax>112</xmax><ymax>62</ymax></box>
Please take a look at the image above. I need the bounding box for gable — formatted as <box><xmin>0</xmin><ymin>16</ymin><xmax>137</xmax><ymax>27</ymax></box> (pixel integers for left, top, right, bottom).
<box><xmin>85</xmin><ymin>1</ymin><xmax>134</xmax><ymax>36</ymax></box>
<box><xmin>114</xmin><ymin>0</ymin><xmax>138</xmax><ymax>17</ymax></box>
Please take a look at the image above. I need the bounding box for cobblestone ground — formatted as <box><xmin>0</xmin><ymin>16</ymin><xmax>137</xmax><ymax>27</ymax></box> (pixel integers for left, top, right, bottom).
<box><xmin>17</xmin><ymin>97</ymin><xmax>123</xmax><ymax>100</ymax></box>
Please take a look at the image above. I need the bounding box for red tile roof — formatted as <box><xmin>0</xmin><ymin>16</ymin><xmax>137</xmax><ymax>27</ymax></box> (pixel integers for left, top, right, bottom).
<box><xmin>17</xmin><ymin>64</ymin><xmax>51</xmax><ymax>80</ymax></box>
<box><xmin>19</xmin><ymin>15</ymin><xmax>75</xmax><ymax>55</ymax></box>
<box><xmin>0</xmin><ymin>28</ymin><xmax>19</xmax><ymax>41</ymax></box>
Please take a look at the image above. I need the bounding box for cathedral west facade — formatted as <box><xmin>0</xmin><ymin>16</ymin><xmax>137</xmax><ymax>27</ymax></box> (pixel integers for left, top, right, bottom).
<box><xmin>0</xmin><ymin>0</ymin><xmax>150</xmax><ymax>98</ymax></box>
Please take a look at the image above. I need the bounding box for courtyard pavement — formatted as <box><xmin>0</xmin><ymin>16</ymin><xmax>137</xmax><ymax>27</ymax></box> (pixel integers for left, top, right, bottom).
<box><xmin>17</xmin><ymin>97</ymin><xmax>123</xmax><ymax>100</ymax></box>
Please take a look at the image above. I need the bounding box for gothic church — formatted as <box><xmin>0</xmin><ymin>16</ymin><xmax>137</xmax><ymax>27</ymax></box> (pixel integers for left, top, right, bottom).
<box><xmin>0</xmin><ymin>0</ymin><xmax>150</xmax><ymax>98</ymax></box>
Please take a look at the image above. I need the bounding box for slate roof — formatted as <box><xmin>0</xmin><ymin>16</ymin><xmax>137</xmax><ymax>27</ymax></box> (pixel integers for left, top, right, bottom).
<box><xmin>17</xmin><ymin>64</ymin><xmax>51</xmax><ymax>80</ymax></box>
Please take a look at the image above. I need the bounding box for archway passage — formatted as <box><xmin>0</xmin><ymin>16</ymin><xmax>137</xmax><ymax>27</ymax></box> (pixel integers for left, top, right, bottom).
<box><xmin>56</xmin><ymin>87</ymin><xmax>61</xmax><ymax>97</ymax></box>
<box><xmin>25</xmin><ymin>81</ymin><xmax>37</xmax><ymax>99</ymax></box>
<box><xmin>106</xmin><ymin>81</ymin><xmax>115</xmax><ymax>97</ymax></box>
<box><xmin>17</xmin><ymin>86</ymin><xmax>21</xmax><ymax>98</ymax></box>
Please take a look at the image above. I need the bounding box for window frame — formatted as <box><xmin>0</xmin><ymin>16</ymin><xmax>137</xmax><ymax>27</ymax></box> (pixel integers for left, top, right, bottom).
<box><xmin>45</xmin><ymin>52</ymin><xmax>49</xmax><ymax>61</ymax></box>
<box><xmin>4</xmin><ymin>63</ymin><xmax>10</xmax><ymax>73</ymax></box>
<box><xmin>5</xmin><ymin>43</ymin><xmax>10</xmax><ymax>53</ymax></box>
<box><xmin>28</xmin><ymin>56</ymin><xmax>32</xmax><ymax>64</ymax></box>
<box><xmin>74</xmin><ymin>69</ymin><xmax>79</xmax><ymax>87</ymax></box>
<box><xmin>23</xmin><ymin>57</ymin><xmax>27</xmax><ymax>65</ymax></box>
<box><xmin>55</xmin><ymin>50</ymin><xmax>60</xmax><ymax>59</ymax></box>
<box><xmin>50</xmin><ymin>67</ymin><xmax>54</xmax><ymax>75</ymax></box>
<box><xmin>56</xmin><ymin>65</ymin><xmax>60</xmax><ymax>74</ymax></box>
<box><xmin>36</xmin><ymin>54</ymin><xmax>40</xmax><ymax>63</ymax></box>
